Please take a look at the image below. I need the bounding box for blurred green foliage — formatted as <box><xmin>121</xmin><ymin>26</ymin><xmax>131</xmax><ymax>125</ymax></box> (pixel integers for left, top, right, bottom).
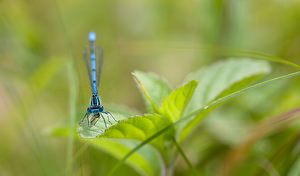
<box><xmin>1</xmin><ymin>0</ymin><xmax>300</xmax><ymax>176</ymax></box>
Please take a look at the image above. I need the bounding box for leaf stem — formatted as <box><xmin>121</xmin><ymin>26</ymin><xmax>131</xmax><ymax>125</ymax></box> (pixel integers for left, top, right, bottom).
<box><xmin>66</xmin><ymin>62</ymin><xmax>78</xmax><ymax>175</ymax></box>
<box><xmin>54</xmin><ymin>0</ymin><xmax>78</xmax><ymax>174</ymax></box>
<box><xmin>107</xmin><ymin>123</ymin><xmax>175</xmax><ymax>176</ymax></box>
<box><xmin>172</xmin><ymin>137</ymin><xmax>200</xmax><ymax>176</ymax></box>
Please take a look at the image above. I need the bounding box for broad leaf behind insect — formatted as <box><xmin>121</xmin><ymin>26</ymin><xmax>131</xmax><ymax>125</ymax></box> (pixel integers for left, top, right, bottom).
<box><xmin>180</xmin><ymin>58</ymin><xmax>271</xmax><ymax>141</ymax></box>
<box><xmin>133</xmin><ymin>71</ymin><xmax>172</xmax><ymax>113</ymax></box>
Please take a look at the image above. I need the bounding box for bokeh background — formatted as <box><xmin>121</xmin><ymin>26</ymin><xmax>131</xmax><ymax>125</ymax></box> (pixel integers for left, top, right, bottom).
<box><xmin>1</xmin><ymin>0</ymin><xmax>300</xmax><ymax>175</ymax></box>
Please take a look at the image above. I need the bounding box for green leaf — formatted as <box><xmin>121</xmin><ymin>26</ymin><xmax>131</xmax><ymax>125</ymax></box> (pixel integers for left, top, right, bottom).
<box><xmin>159</xmin><ymin>80</ymin><xmax>199</xmax><ymax>122</ymax></box>
<box><xmin>108</xmin><ymin>70</ymin><xmax>300</xmax><ymax>176</ymax></box>
<box><xmin>50</xmin><ymin>107</ymin><xmax>163</xmax><ymax>176</ymax></box>
<box><xmin>76</xmin><ymin>106</ymin><xmax>137</xmax><ymax>138</ymax></box>
<box><xmin>100</xmin><ymin>114</ymin><xmax>173</xmax><ymax>152</ymax></box>
<box><xmin>180</xmin><ymin>75</ymin><xmax>265</xmax><ymax>141</ymax></box>
<box><xmin>133</xmin><ymin>71</ymin><xmax>172</xmax><ymax>113</ymax></box>
<box><xmin>180</xmin><ymin>58</ymin><xmax>271</xmax><ymax>140</ymax></box>
<box><xmin>30</xmin><ymin>56</ymin><xmax>66</xmax><ymax>93</ymax></box>
<box><xmin>186</xmin><ymin>58</ymin><xmax>270</xmax><ymax>110</ymax></box>
<box><xmin>89</xmin><ymin>139</ymin><xmax>162</xmax><ymax>176</ymax></box>
<box><xmin>288</xmin><ymin>155</ymin><xmax>300</xmax><ymax>176</ymax></box>
<box><xmin>50</xmin><ymin>127</ymin><xmax>162</xmax><ymax>176</ymax></box>
<box><xmin>77</xmin><ymin>111</ymin><xmax>128</xmax><ymax>139</ymax></box>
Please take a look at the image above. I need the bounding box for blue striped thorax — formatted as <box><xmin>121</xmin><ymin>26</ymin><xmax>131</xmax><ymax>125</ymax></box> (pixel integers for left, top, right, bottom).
<box><xmin>87</xmin><ymin>95</ymin><xmax>104</xmax><ymax>115</ymax></box>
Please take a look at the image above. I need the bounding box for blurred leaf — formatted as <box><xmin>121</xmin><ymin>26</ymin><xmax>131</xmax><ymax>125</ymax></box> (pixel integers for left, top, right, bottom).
<box><xmin>50</xmin><ymin>128</ymin><xmax>162</xmax><ymax>176</ymax></box>
<box><xmin>159</xmin><ymin>80</ymin><xmax>198</xmax><ymax>122</ymax></box>
<box><xmin>133</xmin><ymin>71</ymin><xmax>172</xmax><ymax>113</ymax></box>
<box><xmin>222</xmin><ymin>107</ymin><xmax>300</xmax><ymax>175</ymax></box>
<box><xmin>29</xmin><ymin>56</ymin><xmax>66</xmax><ymax>93</ymax></box>
<box><xmin>89</xmin><ymin>139</ymin><xmax>162</xmax><ymax>176</ymax></box>
<box><xmin>288</xmin><ymin>153</ymin><xmax>300</xmax><ymax>176</ymax></box>
<box><xmin>204</xmin><ymin>108</ymin><xmax>254</xmax><ymax>146</ymax></box>
<box><xmin>186</xmin><ymin>58</ymin><xmax>270</xmax><ymax>110</ymax></box>
<box><xmin>180</xmin><ymin>58</ymin><xmax>271</xmax><ymax>140</ymax></box>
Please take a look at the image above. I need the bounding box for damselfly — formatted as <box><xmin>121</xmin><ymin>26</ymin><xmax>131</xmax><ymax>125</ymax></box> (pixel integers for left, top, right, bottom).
<box><xmin>79</xmin><ymin>32</ymin><xmax>117</xmax><ymax>128</ymax></box>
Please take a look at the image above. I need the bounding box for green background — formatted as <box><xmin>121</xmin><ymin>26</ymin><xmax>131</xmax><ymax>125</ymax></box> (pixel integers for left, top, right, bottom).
<box><xmin>1</xmin><ymin>0</ymin><xmax>300</xmax><ymax>175</ymax></box>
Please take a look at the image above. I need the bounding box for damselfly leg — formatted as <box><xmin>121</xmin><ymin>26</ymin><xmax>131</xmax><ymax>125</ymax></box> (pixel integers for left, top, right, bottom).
<box><xmin>85</xmin><ymin>112</ymin><xmax>117</xmax><ymax>128</ymax></box>
<box><xmin>100</xmin><ymin>113</ymin><xmax>107</xmax><ymax>128</ymax></box>
<box><xmin>79</xmin><ymin>112</ymin><xmax>89</xmax><ymax>126</ymax></box>
<box><xmin>103</xmin><ymin>111</ymin><xmax>117</xmax><ymax>122</ymax></box>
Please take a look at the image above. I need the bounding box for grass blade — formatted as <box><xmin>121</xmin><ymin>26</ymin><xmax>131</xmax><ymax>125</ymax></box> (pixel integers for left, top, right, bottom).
<box><xmin>54</xmin><ymin>0</ymin><xmax>77</xmax><ymax>174</ymax></box>
<box><xmin>66</xmin><ymin>61</ymin><xmax>78</xmax><ymax>175</ymax></box>
<box><xmin>222</xmin><ymin>107</ymin><xmax>300</xmax><ymax>175</ymax></box>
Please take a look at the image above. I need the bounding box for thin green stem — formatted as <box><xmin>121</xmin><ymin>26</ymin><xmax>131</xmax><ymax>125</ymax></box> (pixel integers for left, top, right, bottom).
<box><xmin>172</xmin><ymin>137</ymin><xmax>200</xmax><ymax>176</ymax></box>
<box><xmin>108</xmin><ymin>71</ymin><xmax>300</xmax><ymax>176</ymax></box>
<box><xmin>54</xmin><ymin>0</ymin><xmax>78</xmax><ymax>175</ymax></box>
<box><xmin>66</xmin><ymin>62</ymin><xmax>78</xmax><ymax>175</ymax></box>
<box><xmin>107</xmin><ymin>123</ymin><xmax>175</xmax><ymax>176</ymax></box>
